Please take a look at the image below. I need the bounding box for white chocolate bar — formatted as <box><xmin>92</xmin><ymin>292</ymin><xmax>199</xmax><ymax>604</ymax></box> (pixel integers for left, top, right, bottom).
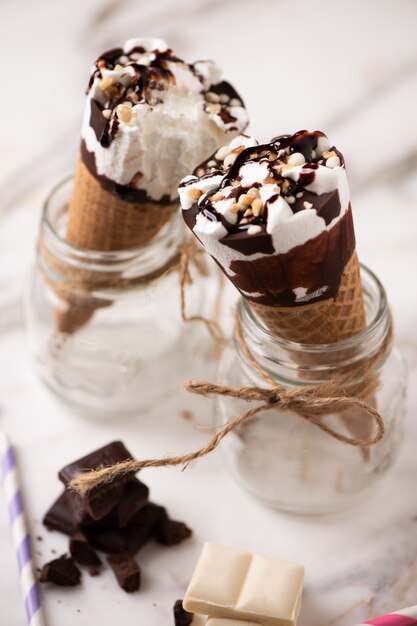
<box><xmin>184</xmin><ymin>543</ymin><xmax>304</xmax><ymax>626</ymax></box>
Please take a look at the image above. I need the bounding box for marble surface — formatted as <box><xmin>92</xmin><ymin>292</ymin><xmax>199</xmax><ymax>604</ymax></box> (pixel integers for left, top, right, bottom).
<box><xmin>1</xmin><ymin>1</ymin><xmax>417</xmax><ymax>624</ymax></box>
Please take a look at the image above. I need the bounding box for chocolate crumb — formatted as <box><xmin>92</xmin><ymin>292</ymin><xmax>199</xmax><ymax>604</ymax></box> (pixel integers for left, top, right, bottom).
<box><xmin>180</xmin><ymin>410</ymin><xmax>194</xmax><ymax>422</ymax></box>
<box><xmin>155</xmin><ymin>520</ymin><xmax>192</xmax><ymax>546</ymax></box>
<box><xmin>107</xmin><ymin>555</ymin><xmax>141</xmax><ymax>592</ymax></box>
<box><xmin>174</xmin><ymin>599</ymin><xmax>193</xmax><ymax>626</ymax></box>
<box><xmin>89</xmin><ymin>566</ymin><xmax>101</xmax><ymax>577</ymax></box>
<box><xmin>39</xmin><ymin>555</ymin><xmax>81</xmax><ymax>587</ymax></box>
<box><xmin>69</xmin><ymin>532</ymin><xmax>101</xmax><ymax>566</ymax></box>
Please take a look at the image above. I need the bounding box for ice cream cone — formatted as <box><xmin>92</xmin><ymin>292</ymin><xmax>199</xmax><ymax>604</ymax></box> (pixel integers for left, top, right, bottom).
<box><xmin>180</xmin><ymin>131</ymin><xmax>376</xmax><ymax>451</ymax></box>
<box><xmin>53</xmin><ymin>37</ymin><xmax>248</xmax><ymax>334</ymax></box>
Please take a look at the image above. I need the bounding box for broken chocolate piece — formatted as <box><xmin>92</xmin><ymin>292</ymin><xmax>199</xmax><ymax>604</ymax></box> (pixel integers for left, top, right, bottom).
<box><xmin>174</xmin><ymin>599</ymin><xmax>194</xmax><ymax>626</ymax></box>
<box><xmin>107</xmin><ymin>555</ymin><xmax>140</xmax><ymax>592</ymax></box>
<box><xmin>69</xmin><ymin>478</ymin><xmax>149</xmax><ymax>529</ymax></box>
<box><xmin>69</xmin><ymin>532</ymin><xmax>101</xmax><ymax>566</ymax></box>
<box><xmin>43</xmin><ymin>491</ymin><xmax>78</xmax><ymax>536</ymax></box>
<box><xmin>59</xmin><ymin>441</ymin><xmax>134</xmax><ymax>520</ymax></box>
<box><xmin>156</xmin><ymin>520</ymin><xmax>192</xmax><ymax>546</ymax></box>
<box><xmin>39</xmin><ymin>555</ymin><xmax>81</xmax><ymax>587</ymax></box>
<box><xmin>85</xmin><ymin>503</ymin><xmax>165</xmax><ymax>555</ymax></box>
<box><xmin>115</xmin><ymin>478</ymin><xmax>149</xmax><ymax>527</ymax></box>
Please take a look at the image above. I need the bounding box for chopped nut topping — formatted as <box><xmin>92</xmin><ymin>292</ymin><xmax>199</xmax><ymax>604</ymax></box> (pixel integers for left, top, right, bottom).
<box><xmin>219</xmin><ymin>94</ymin><xmax>230</xmax><ymax>104</ymax></box>
<box><xmin>100</xmin><ymin>76</ymin><xmax>114</xmax><ymax>91</ymax></box>
<box><xmin>211</xmin><ymin>191</ymin><xmax>223</xmax><ymax>202</ymax></box>
<box><xmin>280</xmin><ymin>163</ymin><xmax>295</xmax><ymax>174</ymax></box>
<box><xmin>303</xmin><ymin>201</ymin><xmax>313</xmax><ymax>209</ymax></box>
<box><xmin>243</xmin><ymin>209</ymin><xmax>253</xmax><ymax>217</ymax></box>
<box><xmin>247</xmin><ymin>188</ymin><xmax>259</xmax><ymax>198</ymax></box>
<box><xmin>322</xmin><ymin>150</ymin><xmax>336</xmax><ymax>159</ymax></box>
<box><xmin>287</xmin><ymin>152</ymin><xmax>305</xmax><ymax>166</ymax></box>
<box><xmin>102</xmin><ymin>109</ymin><xmax>112</xmax><ymax>119</ymax></box>
<box><xmin>116</xmin><ymin>103</ymin><xmax>133</xmax><ymax>123</ymax></box>
<box><xmin>231</xmin><ymin>203</ymin><xmax>240</xmax><ymax>214</ymax></box>
<box><xmin>127</xmin><ymin>90</ymin><xmax>139</xmax><ymax>104</ymax></box>
<box><xmin>223</xmin><ymin>153</ymin><xmax>237</xmax><ymax>168</ymax></box>
<box><xmin>188</xmin><ymin>188</ymin><xmax>203</xmax><ymax>202</ymax></box>
<box><xmin>229</xmin><ymin>98</ymin><xmax>242</xmax><ymax>107</ymax></box>
<box><xmin>326</xmin><ymin>155</ymin><xmax>341</xmax><ymax>168</ymax></box>
<box><xmin>206</xmin><ymin>103</ymin><xmax>221</xmax><ymax>114</ymax></box>
<box><xmin>206</xmin><ymin>92</ymin><xmax>221</xmax><ymax>103</ymax></box>
<box><xmin>247</xmin><ymin>225</ymin><xmax>262</xmax><ymax>235</ymax></box>
<box><xmin>251</xmin><ymin>198</ymin><xmax>263</xmax><ymax>216</ymax></box>
<box><xmin>238</xmin><ymin>194</ymin><xmax>253</xmax><ymax>207</ymax></box>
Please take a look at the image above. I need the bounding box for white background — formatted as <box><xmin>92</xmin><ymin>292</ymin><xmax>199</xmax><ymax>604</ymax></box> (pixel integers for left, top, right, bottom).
<box><xmin>1</xmin><ymin>1</ymin><xmax>417</xmax><ymax>625</ymax></box>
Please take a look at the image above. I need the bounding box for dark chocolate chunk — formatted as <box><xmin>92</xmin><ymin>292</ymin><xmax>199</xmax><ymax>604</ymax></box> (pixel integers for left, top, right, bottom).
<box><xmin>69</xmin><ymin>532</ymin><xmax>101</xmax><ymax>566</ymax></box>
<box><xmin>115</xmin><ymin>478</ymin><xmax>149</xmax><ymax>527</ymax></box>
<box><xmin>174</xmin><ymin>599</ymin><xmax>193</xmax><ymax>626</ymax></box>
<box><xmin>85</xmin><ymin>503</ymin><xmax>165</xmax><ymax>555</ymax></box>
<box><xmin>107</xmin><ymin>555</ymin><xmax>141</xmax><ymax>592</ymax></box>
<box><xmin>43</xmin><ymin>492</ymin><xmax>78</xmax><ymax>536</ymax></box>
<box><xmin>59</xmin><ymin>441</ymin><xmax>134</xmax><ymax>520</ymax></box>
<box><xmin>39</xmin><ymin>555</ymin><xmax>81</xmax><ymax>587</ymax></box>
<box><xmin>69</xmin><ymin>478</ymin><xmax>149</xmax><ymax>529</ymax></box>
<box><xmin>155</xmin><ymin>520</ymin><xmax>192</xmax><ymax>546</ymax></box>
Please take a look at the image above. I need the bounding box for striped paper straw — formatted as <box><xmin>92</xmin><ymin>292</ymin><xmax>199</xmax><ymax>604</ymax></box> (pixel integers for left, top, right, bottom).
<box><xmin>355</xmin><ymin>606</ymin><xmax>417</xmax><ymax>626</ymax></box>
<box><xmin>0</xmin><ymin>434</ymin><xmax>45</xmax><ymax>626</ymax></box>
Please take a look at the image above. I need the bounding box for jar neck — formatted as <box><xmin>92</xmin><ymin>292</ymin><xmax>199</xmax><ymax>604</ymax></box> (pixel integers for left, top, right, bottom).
<box><xmin>38</xmin><ymin>177</ymin><xmax>184</xmax><ymax>281</ymax></box>
<box><xmin>236</xmin><ymin>265</ymin><xmax>391</xmax><ymax>385</ymax></box>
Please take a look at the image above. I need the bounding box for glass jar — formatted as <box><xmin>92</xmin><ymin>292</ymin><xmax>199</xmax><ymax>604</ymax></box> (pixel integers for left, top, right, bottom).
<box><xmin>215</xmin><ymin>266</ymin><xmax>407</xmax><ymax>514</ymax></box>
<box><xmin>24</xmin><ymin>177</ymin><xmax>208</xmax><ymax>417</ymax></box>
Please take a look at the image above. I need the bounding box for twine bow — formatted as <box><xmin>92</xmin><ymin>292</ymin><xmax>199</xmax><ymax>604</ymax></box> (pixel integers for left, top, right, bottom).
<box><xmin>70</xmin><ymin>312</ymin><xmax>392</xmax><ymax>496</ymax></box>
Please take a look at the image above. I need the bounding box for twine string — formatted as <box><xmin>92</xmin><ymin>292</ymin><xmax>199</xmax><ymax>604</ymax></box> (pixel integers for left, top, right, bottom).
<box><xmin>179</xmin><ymin>239</ymin><xmax>225</xmax><ymax>345</ymax></box>
<box><xmin>70</xmin><ymin>313</ymin><xmax>392</xmax><ymax>496</ymax></box>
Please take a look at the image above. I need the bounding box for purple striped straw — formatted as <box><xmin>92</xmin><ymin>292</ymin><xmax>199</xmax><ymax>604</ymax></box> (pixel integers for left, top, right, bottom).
<box><xmin>0</xmin><ymin>434</ymin><xmax>45</xmax><ymax>626</ymax></box>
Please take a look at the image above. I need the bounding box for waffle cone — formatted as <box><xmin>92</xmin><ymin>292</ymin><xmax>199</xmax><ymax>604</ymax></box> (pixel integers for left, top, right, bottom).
<box><xmin>67</xmin><ymin>158</ymin><xmax>177</xmax><ymax>251</ymax></box>
<box><xmin>55</xmin><ymin>157</ymin><xmax>178</xmax><ymax>334</ymax></box>
<box><xmin>250</xmin><ymin>252</ymin><xmax>366</xmax><ymax>343</ymax></box>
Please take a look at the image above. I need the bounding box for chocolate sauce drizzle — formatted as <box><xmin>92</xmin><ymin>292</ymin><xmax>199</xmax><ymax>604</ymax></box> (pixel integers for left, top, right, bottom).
<box><xmin>182</xmin><ymin>131</ymin><xmax>355</xmax><ymax>307</ymax></box>
<box><xmin>87</xmin><ymin>46</ymin><xmax>244</xmax><ymax>149</ymax></box>
<box><xmin>81</xmin><ymin>140</ymin><xmax>174</xmax><ymax>205</ymax></box>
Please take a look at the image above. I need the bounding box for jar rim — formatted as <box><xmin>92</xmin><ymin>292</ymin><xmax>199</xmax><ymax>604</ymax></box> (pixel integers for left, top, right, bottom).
<box><xmin>239</xmin><ymin>263</ymin><xmax>389</xmax><ymax>355</ymax></box>
<box><xmin>43</xmin><ymin>175</ymin><xmax>181</xmax><ymax>262</ymax></box>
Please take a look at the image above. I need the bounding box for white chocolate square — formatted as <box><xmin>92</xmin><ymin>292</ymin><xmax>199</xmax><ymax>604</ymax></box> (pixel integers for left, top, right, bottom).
<box><xmin>184</xmin><ymin>543</ymin><xmax>304</xmax><ymax>626</ymax></box>
<box><xmin>185</xmin><ymin>543</ymin><xmax>252</xmax><ymax>614</ymax></box>
<box><xmin>236</xmin><ymin>554</ymin><xmax>304</xmax><ymax>621</ymax></box>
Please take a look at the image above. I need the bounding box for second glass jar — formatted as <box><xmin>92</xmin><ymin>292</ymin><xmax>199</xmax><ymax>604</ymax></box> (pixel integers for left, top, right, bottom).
<box><xmin>215</xmin><ymin>266</ymin><xmax>407</xmax><ymax>514</ymax></box>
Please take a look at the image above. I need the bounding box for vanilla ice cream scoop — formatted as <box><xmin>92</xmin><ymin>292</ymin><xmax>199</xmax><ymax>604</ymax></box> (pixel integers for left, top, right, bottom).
<box><xmin>179</xmin><ymin>130</ymin><xmax>356</xmax><ymax>307</ymax></box>
<box><xmin>82</xmin><ymin>37</ymin><xmax>249</xmax><ymax>203</ymax></box>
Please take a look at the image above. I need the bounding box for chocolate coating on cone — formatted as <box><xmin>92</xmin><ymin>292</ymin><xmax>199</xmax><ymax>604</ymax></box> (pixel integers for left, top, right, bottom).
<box><xmin>250</xmin><ymin>251</ymin><xmax>366</xmax><ymax>343</ymax></box>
